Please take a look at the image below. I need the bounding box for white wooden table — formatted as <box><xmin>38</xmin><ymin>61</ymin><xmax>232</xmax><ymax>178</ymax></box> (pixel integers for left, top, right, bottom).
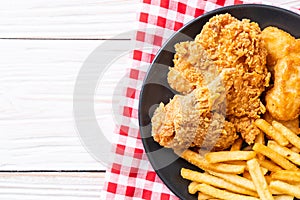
<box><xmin>0</xmin><ymin>0</ymin><xmax>299</xmax><ymax>199</ymax></box>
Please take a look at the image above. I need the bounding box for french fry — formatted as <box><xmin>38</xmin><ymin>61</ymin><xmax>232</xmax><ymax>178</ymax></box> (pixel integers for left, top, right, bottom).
<box><xmin>197</xmin><ymin>192</ymin><xmax>215</xmax><ymax>200</ymax></box>
<box><xmin>261</xmin><ymin>167</ymin><xmax>269</xmax><ymax>175</ymax></box>
<box><xmin>230</xmin><ymin>137</ymin><xmax>243</xmax><ymax>151</ymax></box>
<box><xmin>255</xmin><ymin>130</ymin><xmax>265</xmax><ymax>145</ymax></box>
<box><xmin>254</xmin><ymin>119</ymin><xmax>289</xmax><ymax>146</ymax></box>
<box><xmin>207</xmin><ymin>170</ymin><xmax>256</xmax><ymax>191</ymax></box>
<box><xmin>270</xmin><ymin>180</ymin><xmax>300</xmax><ymax>198</ymax></box>
<box><xmin>290</xmin><ymin>146</ymin><xmax>300</xmax><ymax>153</ymax></box>
<box><xmin>252</xmin><ymin>143</ymin><xmax>298</xmax><ymax>171</ymax></box>
<box><xmin>274</xmin><ymin>195</ymin><xmax>294</xmax><ymax>200</ymax></box>
<box><xmin>257</xmin><ymin>158</ymin><xmax>282</xmax><ymax>172</ymax></box>
<box><xmin>181</xmin><ymin>168</ymin><xmax>258</xmax><ymax>196</ymax></box>
<box><xmin>264</xmin><ymin>175</ymin><xmax>272</xmax><ymax>185</ymax></box>
<box><xmin>268</xmin><ymin>140</ymin><xmax>300</xmax><ymax>165</ymax></box>
<box><xmin>224</xmin><ymin>160</ymin><xmax>246</xmax><ymax>166</ymax></box>
<box><xmin>180</xmin><ymin>150</ymin><xmax>245</xmax><ymax>174</ymax></box>
<box><xmin>271</xmin><ymin>170</ymin><xmax>300</xmax><ymax>182</ymax></box>
<box><xmin>255</xmin><ymin>131</ymin><xmax>265</xmax><ymax>160</ymax></box>
<box><xmin>181</xmin><ymin>121</ymin><xmax>300</xmax><ymax>200</ymax></box>
<box><xmin>195</xmin><ymin>183</ymin><xmax>259</xmax><ymax>200</ymax></box>
<box><xmin>272</xmin><ymin>121</ymin><xmax>300</xmax><ymax>149</ymax></box>
<box><xmin>247</xmin><ymin>158</ymin><xmax>274</xmax><ymax>200</ymax></box>
<box><xmin>188</xmin><ymin>181</ymin><xmax>199</xmax><ymax>194</ymax></box>
<box><xmin>224</xmin><ymin>160</ymin><xmax>252</xmax><ymax>173</ymax></box>
<box><xmin>205</xmin><ymin>151</ymin><xmax>256</xmax><ymax>163</ymax></box>
<box><xmin>243</xmin><ymin>170</ymin><xmax>252</xmax><ymax>180</ymax></box>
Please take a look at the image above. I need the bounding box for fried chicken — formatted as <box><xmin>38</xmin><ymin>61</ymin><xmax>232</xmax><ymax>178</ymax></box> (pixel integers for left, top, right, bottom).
<box><xmin>166</xmin><ymin>13</ymin><xmax>269</xmax><ymax>144</ymax></box>
<box><xmin>265</xmin><ymin>55</ymin><xmax>300</xmax><ymax>121</ymax></box>
<box><xmin>152</xmin><ymin>14</ymin><xmax>270</xmax><ymax>151</ymax></box>
<box><xmin>167</xmin><ymin>41</ymin><xmax>217</xmax><ymax>94</ymax></box>
<box><xmin>262</xmin><ymin>27</ymin><xmax>300</xmax><ymax>122</ymax></box>
<box><xmin>152</xmin><ymin>85</ymin><xmax>238</xmax><ymax>151</ymax></box>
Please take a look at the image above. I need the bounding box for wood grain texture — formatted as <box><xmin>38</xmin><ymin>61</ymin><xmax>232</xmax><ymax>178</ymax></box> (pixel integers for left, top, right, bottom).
<box><xmin>0</xmin><ymin>172</ymin><xmax>105</xmax><ymax>200</ymax></box>
<box><xmin>0</xmin><ymin>0</ymin><xmax>139</xmax><ymax>39</ymax></box>
<box><xmin>1</xmin><ymin>1</ymin><xmax>300</xmax><ymax>199</ymax></box>
<box><xmin>0</xmin><ymin>39</ymin><xmax>131</xmax><ymax>170</ymax></box>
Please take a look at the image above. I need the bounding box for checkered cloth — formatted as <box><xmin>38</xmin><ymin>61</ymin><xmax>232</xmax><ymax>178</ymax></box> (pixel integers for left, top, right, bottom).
<box><xmin>101</xmin><ymin>1</ymin><xmax>300</xmax><ymax>199</ymax></box>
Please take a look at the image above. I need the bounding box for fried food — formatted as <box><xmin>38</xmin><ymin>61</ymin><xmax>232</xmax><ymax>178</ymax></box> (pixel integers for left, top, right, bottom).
<box><xmin>262</xmin><ymin>26</ymin><xmax>300</xmax><ymax>121</ymax></box>
<box><xmin>180</xmin><ymin>150</ymin><xmax>246</xmax><ymax>174</ymax></box>
<box><xmin>272</xmin><ymin>121</ymin><xmax>300</xmax><ymax>150</ymax></box>
<box><xmin>181</xmin><ymin>168</ymin><xmax>258</xmax><ymax>196</ymax></box>
<box><xmin>253</xmin><ymin>143</ymin><xmax>298</xmax><ymax>171</ymax></box>
<box><xmin>152</xmin><ymin>86</ymin><xmax>238</xmax><ymax>151</ymax></box>
<box><xmin>265</xmin><ymin>55</ymin><xmax>300</xmax><ymax>121</ymax></box>
<box><xmin>247</xmin><ymin>158</ymin><xmax>274</xmax><ymax>200</ymax></box>
<box><xmin>180</xmin><ymin>121</ymin><xmax>300</xmax><ymax>199</ymax></box>
<box><xmin>262</xmin><ymin>26</ymin><xmax>300</xmax><ymax>76</ymax></box>
<box><xmin>254</xmin><ymin>119</ymin><xmax>289</xmax><ymax>146</ymax></box>
<box><xmin>207</xmin><ymin>170</ymin><xmax>256</xmax><ymax>191</ymax></box>
<box><xmin>268</xmin><ymin>140</ymin><xmax>300</xmax><ymax>166</ymax></box>
<box><xmin>152</xmin><ymin>14</ymin><xmax>300</xmax><ymax>158</ymax></box>
<box><xmin>263</xmin><ymin>111</ymin><xmax>299</xmax><ymax>134</ymax></box>
<box><xmin>196</xmin><ymin>14</ymin><xmax>271</xmax><ymax>144</ymax></box>
<box><xmin>195</xmin><ymin>14</ymin><xmax>269</xmax><ymax>117</ymax></box>
<box><xmin>167</xmin><ymin>41</ymin><xmax>216</xmax><ymax>94</ymax></box>
<box><xmin>270</xmin><ymin>181</ymin><xmax>300</xmax><ymax>198</ymax></box>
<box><xmin>191</xmin><ymin>183</ymin><xmax>259</xmax><ymax>200</ymax></box>
<box><xmin>271</xmin><ymin>170</ymin><xmax>300</xmax><ymax>182</ymax></box>
<box><xmin>204</xmin><ymin>151</ymin><xmax>256</xmax><ymax>163</ymax></box>
<box><xmin>164</xmin><ymin>13</ymin><xmax>270</xmax><ymax>145</ymax></box>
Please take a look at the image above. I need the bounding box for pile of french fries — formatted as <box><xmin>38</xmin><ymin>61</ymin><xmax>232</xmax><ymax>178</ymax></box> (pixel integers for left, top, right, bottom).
<box><xmin>180</xmin><ymin>120</ymin><xmax>300</xmax><ymax>200</ymax></box>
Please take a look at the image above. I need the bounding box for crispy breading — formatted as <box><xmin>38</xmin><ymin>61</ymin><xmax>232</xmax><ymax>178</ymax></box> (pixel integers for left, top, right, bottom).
<box><xmin>167</xmin><ymin>41</ymin><xmax>217</xmax><ymax>94</ymax></box>
<box><xmin>262</xmin><ymin>26</ymin><xmax>300</xmax><ymax>77</ymax></box>
<box><xmin>262</xmin><ymin>26</ymin><xmax>300</xmax><ymax>121</ymax></box>
<box><xmin>263</xmin><ymin>111</ymin><xmax>299</xmax><ymax>134</ymax></box>
<box><xmin>152</xmin><ymin>86</ymin><xmax>238</xmax><ymax>151</ymax></box>
<box><xmin>265</xmin><ymin>55</ymin><xmax>300</xmax><ymax>121</ymax></box>
<box><xmin>195</xmin><ymin>13</ymin><xmax>270</xmax><ymax>143</ymax></box>
<box><xmin>153</xmin><ymin>13</ymin><xmax>270</xmax><ymax>151</ymax></box>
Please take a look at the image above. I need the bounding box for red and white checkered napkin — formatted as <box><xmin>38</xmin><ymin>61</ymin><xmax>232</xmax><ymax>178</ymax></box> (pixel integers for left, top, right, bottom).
<box><xmin>101</xmin><ymin>1</ymin><xmax>300</xmax><ymax>199</ymax></box>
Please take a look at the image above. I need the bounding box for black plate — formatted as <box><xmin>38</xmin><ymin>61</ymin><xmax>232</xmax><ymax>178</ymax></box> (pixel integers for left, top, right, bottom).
<box><xmin>138</xmin><ymin>4</ymin><xmax>300</xmax><ymax>200</ymax></box>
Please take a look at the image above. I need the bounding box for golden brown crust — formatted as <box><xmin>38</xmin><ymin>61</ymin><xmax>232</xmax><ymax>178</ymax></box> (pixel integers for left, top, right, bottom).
<box><xmin>262</xmin><ymin>26</ymin><xmax>300</xmax><ymax>77</ymax></box>
<box><xmin>153</xmin><ymin>13</ymin><xmax>271</xmax><ymax>151</ymax></box>
<box><xmin>168</xmin><ymin>41</ymin><xmax>217</xmax><ymax>94</ymax></box>
<box><xmin>152</xmin><ymin>86</ymin><xmax>238</xmax><ymax>151</ymax></box>
<box><xmin>195</xmin><ymin>13</ymin><xmax>270</xmax><ymax>143</ymax></box>
<box><xmin>262</xmin><ymin>26</ymin><xmax>300</xmax><ymax>122</ymax></box>
<box><xmin>265</xmin><ymin>56</ymin><xmax>300</xmax><ymax>121</ymax></box>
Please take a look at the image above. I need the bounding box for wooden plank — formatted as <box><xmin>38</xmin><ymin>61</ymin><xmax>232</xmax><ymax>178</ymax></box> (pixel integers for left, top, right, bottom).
<box><xmin>0</xmin><ymin>172</ymin><xmax>105</xmax><ymax>200</ymax></box>
<box><xmin>0</xmin><ymin>0</ymin><xmax>139</xmax><ymax>39</ymax></box>
<box><xmin>0</xmin><ymin>0</ymin><xmax>299</xmax><ymax>39</ymax></box>
<box><xmin>0</xmin><ymin>39</ymin><xmax>131</xmax><ymax>170</ymax></box>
